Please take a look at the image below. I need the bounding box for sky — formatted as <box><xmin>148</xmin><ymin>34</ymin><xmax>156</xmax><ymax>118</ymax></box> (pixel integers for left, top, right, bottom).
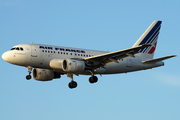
<box><xmin>0</xmin><ymin>0</ymin><xmax>180</xmax><ymax>120</ymax></box>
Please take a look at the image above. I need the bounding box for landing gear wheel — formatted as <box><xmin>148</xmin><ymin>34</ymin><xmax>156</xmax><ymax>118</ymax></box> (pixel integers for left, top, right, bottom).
<box><xmin>26</xmin><ymin>75</ymin><xmax>32</xmax><ymax>80</ymax></box>
<box><xmin>89</xmin><ymin>76</ymin><xmax>98</xmax><ymax>83</ymax></box>
<box><xmin>26</xmin><ymin>66</ymin><xmax>33</xmax><ymax>80</ymax></box>
<box><xmin>68</xmin><ymin>81</ymin><xmax>78</xmax><ymax>89</ymax></box>
<box><xmin>89</xmin><ymin>77</ymin><xmax>94</xmax><ymax>83</ymax></box>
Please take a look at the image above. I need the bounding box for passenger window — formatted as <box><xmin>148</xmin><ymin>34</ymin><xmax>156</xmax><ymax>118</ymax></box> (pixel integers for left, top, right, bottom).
<box><xmin>66</xmin><ymin>53</ymin><xmax>68</xmax><ymax>55</ymax></box>
<box><xmin>54</xmin><ymin>51</ymin><xmax>55</xmax><ymax>53</ymax></box>
<box><xmin>70</xmin><ymin>53</ymin><xmax>72</xmax><ymax>55</ymax></box>
<box><xmin>51</xmin><ymin>51</ymin><xmax>53</xmax><ymax>53</ymax></box>
<box><xmin>42</xmin><ymin>50</ymin><xmax>44</xmax><ymax>52</ymax></box>
<box><xmin>89</xmin><ymin>55</ymin><xmax>91</xmax><ymax>57</ymax></box>
<box><xmin>45</xmin><ymin>50</ymin><xmax>47</xmax><ymax>52</ymax></box>
<box><xmin>86</xmin><ymin>55</ymin><xmax>88</xmax><ymax>57</ymax></box>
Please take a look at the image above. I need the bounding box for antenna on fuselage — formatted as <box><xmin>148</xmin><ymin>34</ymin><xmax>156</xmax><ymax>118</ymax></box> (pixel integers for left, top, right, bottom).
<box><xmin>31</xmin><ymin>42</ymin><xmax>33</xmax><ymax>44</ymax></box>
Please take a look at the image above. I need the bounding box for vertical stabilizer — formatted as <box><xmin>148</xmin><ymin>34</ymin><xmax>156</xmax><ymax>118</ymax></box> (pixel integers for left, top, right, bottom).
<box><xmin>133</xmin><ymin>20</ymin><xmax>162</xmax><ymax>59</ymax></box>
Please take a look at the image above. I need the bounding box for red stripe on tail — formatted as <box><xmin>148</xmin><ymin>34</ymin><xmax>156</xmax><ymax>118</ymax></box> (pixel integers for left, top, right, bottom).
<box><xmin>148</xmin><ymin>42</ymin><xmax>157</xmax><ymax>54</ymax></box>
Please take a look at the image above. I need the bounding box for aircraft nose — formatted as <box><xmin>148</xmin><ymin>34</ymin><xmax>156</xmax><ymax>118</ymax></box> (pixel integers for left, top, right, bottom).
<box><xmin>2</xmin><ymin>52</ymin><xmax>9</xmax><ymax>62</ymax></box>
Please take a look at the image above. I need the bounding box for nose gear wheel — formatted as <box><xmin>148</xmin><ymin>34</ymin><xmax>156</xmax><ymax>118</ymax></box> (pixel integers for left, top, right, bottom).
<box><xmin>26</xmin><ymin>75</ymin><xmax>31</xmax><ymax>80</ymax></box>
<box><xmin>26</xmin><ymin>66</ymin><xmax>33</xmax><ymax>80</ymax></box>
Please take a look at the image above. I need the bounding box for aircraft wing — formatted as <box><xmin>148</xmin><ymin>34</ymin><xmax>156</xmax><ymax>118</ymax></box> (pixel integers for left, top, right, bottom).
<box><xmin>84</xmin><ymin>44</ymin><xmax>151</xmax><ymax>70</ymax></box>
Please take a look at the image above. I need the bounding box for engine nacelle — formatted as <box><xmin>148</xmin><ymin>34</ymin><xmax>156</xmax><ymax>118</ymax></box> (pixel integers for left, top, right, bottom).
<box><xmin>49</xmin><ymin>59</ymin><xmax>64</xmax><ymax>69</ymax></box>
<box><xmin>62</xmin><ymin>59</ymin><xmax>85</xmax><ymax>73</ymax></box>
<box><xmin>32</xmin><ymin>68</ymin><xmax>60</xmax><ymax>81</ymax></box>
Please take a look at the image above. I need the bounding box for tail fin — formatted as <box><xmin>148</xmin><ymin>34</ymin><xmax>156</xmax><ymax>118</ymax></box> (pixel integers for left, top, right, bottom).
<box><xmin>133</xmin><ymin>20</ymin><xmax>162</xmax><ymax>59</ymax></box>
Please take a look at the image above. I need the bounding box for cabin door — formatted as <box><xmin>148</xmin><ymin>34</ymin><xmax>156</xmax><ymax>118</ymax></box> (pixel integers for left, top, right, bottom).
<box><xmin>30</xmin><ymin>45</ymin><xmax>38</xmax><ymax>57</ymax></box>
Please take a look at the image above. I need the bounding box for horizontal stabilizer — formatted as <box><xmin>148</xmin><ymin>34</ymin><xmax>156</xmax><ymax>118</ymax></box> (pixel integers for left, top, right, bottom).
<box><xmin>142</xmin><ymin>55</ymin><xmax>176</xmax><ymax>63</ymax></box>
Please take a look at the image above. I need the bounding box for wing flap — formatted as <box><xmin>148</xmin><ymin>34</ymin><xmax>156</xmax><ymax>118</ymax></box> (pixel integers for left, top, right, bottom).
<box><xmin>142</xmin><ymin>55</ymin><xmax>176</xmax><ymax>63</ymax></box>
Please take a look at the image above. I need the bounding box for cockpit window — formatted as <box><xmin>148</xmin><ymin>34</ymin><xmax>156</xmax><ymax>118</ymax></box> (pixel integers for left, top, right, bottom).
<box><xmin>20</xmin><ymin>47</ymin><xmax>23</xmax><ymax>51</ymax></box>
<box><xmin>10</xmin><ymin>47</ymin><xmax>24</xmax><ymax>51</ymax></box>
<box><xmin>10</xmin><ymin>48</ymin><xmax>16</xmax><ymax>50</ymax></box>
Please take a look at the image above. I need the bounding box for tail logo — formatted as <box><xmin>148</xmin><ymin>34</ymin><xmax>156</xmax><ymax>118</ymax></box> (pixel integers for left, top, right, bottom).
<box><xmin>148</xmin><ymin>42</ymin><xmax>157</xmax><ymax>54</ymax></box>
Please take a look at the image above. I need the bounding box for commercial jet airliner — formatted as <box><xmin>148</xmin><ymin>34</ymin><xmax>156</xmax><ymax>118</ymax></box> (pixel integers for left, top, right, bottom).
<box><xmin>2</xmin><ymin>20</ymin><xmax>176</xmax><ymax>89</ymax></box>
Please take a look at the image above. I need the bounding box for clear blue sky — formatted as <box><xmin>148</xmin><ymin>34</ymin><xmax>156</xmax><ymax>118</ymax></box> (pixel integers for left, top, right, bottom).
<box><xmin>0</xmin><ymin>0</ymin><xmax>180</xmax><ymax>120</ymax></box>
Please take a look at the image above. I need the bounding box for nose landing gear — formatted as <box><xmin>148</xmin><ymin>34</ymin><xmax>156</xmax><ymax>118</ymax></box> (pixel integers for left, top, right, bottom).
<box><xmin>26</xmin><ymin>66</ymin><xmax>33</xmax><ymax>80</ymax></box>
<box><xmin>26</xmin><ymin>75</ymin><xmax>31</xmax><ymax>80</ymax></box>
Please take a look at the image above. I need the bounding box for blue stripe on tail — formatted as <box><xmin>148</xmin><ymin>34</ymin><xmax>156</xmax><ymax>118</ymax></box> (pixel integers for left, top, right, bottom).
<box><xmin>139</xmin><ymin>21</ymin><xmax>162</xmax><ymax>53</ymax></box>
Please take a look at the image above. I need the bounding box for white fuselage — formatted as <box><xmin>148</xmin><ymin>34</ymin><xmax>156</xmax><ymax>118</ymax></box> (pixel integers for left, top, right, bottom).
<box><xmin>2</xmin><ymin>44</ymin><xmax>164</xmax><ymax>75</ymax></box>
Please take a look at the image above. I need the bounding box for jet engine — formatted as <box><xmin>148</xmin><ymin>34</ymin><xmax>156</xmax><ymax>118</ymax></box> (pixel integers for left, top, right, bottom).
<box><xmin>62</xmin><ymin>59</ymin><xmax>85</xmax><ymax>73</ymax></box>
<box><xmin>32</xmin><ymin>68</ymin><xmax>61</xmax><ymax>81</ymax></box>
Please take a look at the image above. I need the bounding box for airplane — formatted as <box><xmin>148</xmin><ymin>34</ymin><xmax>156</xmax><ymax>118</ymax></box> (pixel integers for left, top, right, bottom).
<box><xmin>2</xmin><ymin>20</ymin><xmax>176</xmax><ymax>89</ymax></box>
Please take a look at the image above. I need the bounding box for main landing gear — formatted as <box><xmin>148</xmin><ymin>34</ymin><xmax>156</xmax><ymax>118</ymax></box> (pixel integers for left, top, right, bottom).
<box><xmin>67</xmin><ymin>74</ymin><xmax>98</xmax><ymax>89</ymax></box>
<box><xmin>68</xmin><ymin>81</ymin><xmax>78</xmax><ymax>89</ymax></box>
<box><xmin>89</xmin><ymin>76</ymin><xmax>98</xmax><ymax>83</ymax></box>
<box><xmin>67</xmin><ymin>73</ymin><xmax>77</xmax><ymax>89</ymax></box>
<box><xmin>26</xmin><ymin>66</ymin><xmax>32</xmax><ymax>80</ymax></box>
<box><xmin>88</xmin><ymin>69</ymin><xmax>98</xmax><ymax>84</ymax></box>
<box><xmin>66</xmin><ymin>70</ymin><xmax>98</xmax><ymax>89</ymax></box>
